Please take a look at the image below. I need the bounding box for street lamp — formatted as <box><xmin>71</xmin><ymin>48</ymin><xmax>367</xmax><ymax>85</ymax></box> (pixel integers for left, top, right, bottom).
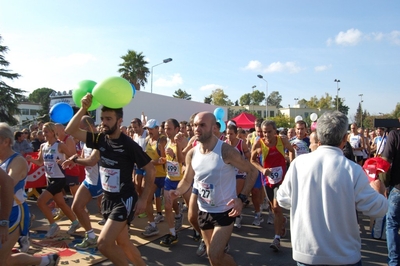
<box><xmin>294</xmin><ymin>97</ymin><xmax>299</xmax><ymax>105</ymax></box>
<box><xmin>257</xmin><ymin>75</ymin><xmax>268</xmax><ymax>118</ymax></box>
<box><xmin>359</xmin><ymin>94</ymin><xmax>363</xmax><ymax>128</ymax></box>
<box><xmin>251</xmin><ymin>85</ymin><xmax>256</xmax><ymax>112</ymax></box>
<box><xmin>150</xmin><ymin>58</ymin><xmax>173</xmax><ymax>93</ymax></box>
<box><xmin>334</xmin><ymin>79</ymin><xmax>340</xmax><ymax>111</ymax></box>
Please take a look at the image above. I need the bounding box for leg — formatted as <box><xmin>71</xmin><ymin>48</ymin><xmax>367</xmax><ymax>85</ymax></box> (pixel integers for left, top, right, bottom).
<box><xmin>71</xmin><ymin>185</ymin><xmax>92</xmax><ymax>231</ymax></box>
<box><xmin>115</xmin><ymin>224</ymin><xmax>146</xmax><ymax>266</ymax></box>
<box><xmin>134</xmin><ymin>174</ymin><xmax>144</xmax><ymax>196</ymax></box>
<box><xmin>202</xmin><ymin>225</ymin><xmax>236</xmax><ymax>266</ymax></box>
<box><xmin>387</xmin><ymin>187</ymin><xmax>400</xmax><ymax>265</ymax></box>
<box><xmin>188</xmin><ymin>192</ymin><xmax>201</xmax><ymax>233</ymax></box>
<box><xmin>145</xmin><ymin>183</ymin><xmax>158</xmax><ymax>223</ymax></box>
<box><xmin>3</xmin><ymin>229</ymin><xmax>42</xmax><ymax>266</ymax></box>
<box><xmin>53</xmin><ymin>192</ymin><xmax>76</xmax><ymax>222</ymax></box>
<box><xmin>271</xmin><ymin>198</ymin><xmax>284</xmax><ymax>235</ymax></box>
<box><xmin>37</xmin><ymin>190</ymin><xmax>56</xmax><ymax>224</ymax></box>
<box><xmin>164</xmin><ymin>188</ymin><xmax>175</xmax><ymax>230</ymax></box>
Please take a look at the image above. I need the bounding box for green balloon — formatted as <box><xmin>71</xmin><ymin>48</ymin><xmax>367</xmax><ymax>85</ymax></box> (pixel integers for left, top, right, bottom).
<box><xmin>72</xmin><ymin>80</ymin><xmax>100</xmax><ymax>111</ymax></box>
<box><xmin>92</xmin><ymin>77</ymin><xmax>133</xmax><ymax>108</ymax></box>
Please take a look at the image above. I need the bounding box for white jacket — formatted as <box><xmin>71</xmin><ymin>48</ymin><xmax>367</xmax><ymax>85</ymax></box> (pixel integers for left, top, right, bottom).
<box><xmin>277</xmin><ymin>145</ymin><xmax>388</xmax><ymax>265</ymax></box>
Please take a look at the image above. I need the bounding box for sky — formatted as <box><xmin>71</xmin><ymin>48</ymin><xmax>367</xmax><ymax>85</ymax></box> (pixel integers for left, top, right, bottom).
<box><xmin>1</xmin><ymin>1</ymin><xmax>399</xmax><ymax>119</ymax></box>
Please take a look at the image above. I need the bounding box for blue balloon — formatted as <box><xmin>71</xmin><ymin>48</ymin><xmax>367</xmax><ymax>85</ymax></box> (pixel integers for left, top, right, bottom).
<box><xmin>49</xmin><ymin>102</ymin><xmax>73</xmax><ymax>124</ymax></box>
<box><xmin>131</xmin><ymin>83</ymin><xmax>136</xmax><ymax>97</ymax></box>
<box><xmin>214</xmin><ymin>108</ymin><xmax>224</xmax><ymax>119</ymax></box>
<box><xmin>218</xmin><ymin>119</ymin><xmax>226</xmax><ymax>133</ymax></box>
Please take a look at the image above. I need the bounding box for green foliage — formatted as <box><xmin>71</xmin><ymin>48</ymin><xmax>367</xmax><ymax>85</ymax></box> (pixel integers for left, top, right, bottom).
<box><xmin>118</xmin><ymin>50</ymin><xmax>149</xmax><ymax>91</ymax></box>
<box><xmin>204</xmin><ymin>96</ymin><xmax>212</xmax><ymax>104</ymax></box>
<box><xmin>252</xmin><ymin>90</ymin><xmax>266</xmax><ymax>105</ymax></box>
<box><xmin>209</xmin><ymin>88</ymin><xmax>233</xmax><ymax>106</ymax></box>
<box><xmin>173</xmin><ymin>89</ymin><xmax>192</xmax><ymax>100</ymax></box>
<box><xmin>267</xmin><ymin>91</ymin><xmax>282</xmax><ymax>108</ymax></box>
<box><xmin>391</xmin><ymin>102</ymin><xmax>400</xmax><ymax>119</ymax></box>
<box><xmin>239</xmin><ymin>93</ymin><xmax>251</xmax><ymax>106</ymax></box>
<box><xmin>269</xmin><ymin>114</ymin><xmax>293</xmax><ymax>129</ymax></box>
<box><xmin>28</xmin><ymin>88</ymin><xmax>55</xmax><ymax>117</ymax></box>
<box><xmin>0</xmin><ymin>35</ymin><xmax>25</xmax><ymax>125</ymax></box>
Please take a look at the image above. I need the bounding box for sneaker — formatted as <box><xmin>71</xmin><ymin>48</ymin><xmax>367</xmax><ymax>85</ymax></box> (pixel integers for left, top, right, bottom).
<box><xmin>67</xmin><ymin>221</ymin><xmax>81</xmax><ymax>235</ymax></box>
<box><xmin>224</xmin><ymin>243</ymin><xmax>230</xmax><ymax>253</ymax></box>
<box><xmin>45</xmin><ymin>224</ymin><xmax>60</xmax><ymax>238</ymax></box>
<box><xmin>270</xmin><ymin>237</ymin><xmax>281</xmax><ymax>251</ymax></box>
<box><xmin>75</xmin><ymin>234</ymin><xmax>98</xmax><ymax>250</ymax></box>
<box><xmin>267</xmin><ymin>212</ymin><xmax>275</xmax><ymax>225</ymax></box>
<box><xmin>98</xmin><ymin>218</ymin><xmax>106</xmax><ymax>225</ymax></box>
<box><xmin>160</xmin><ymin>233</ymin><xmax>178</xmax><ymax>246</ymax></box>
<box><xmin>142</xmin><ymin>224</ymin><xmax>159</xmax><ymax>237</ymax></box>
<box><xmin>29</xmin><ymin>213</ymin><xmax>35</xmax><ymax>229</ymax></box>
<box><xmin>138</xmin><ymin>212</ymin><xmax>147</xmax><ymax>218</ymax></box>
<box><xmin>51</xmin><ymin>208</ymin><xmax>59</xmax><ymax>217</ymax></box>
<box><xmin>281</xmin><ymin>216</ymin><xmax>287</xmax><ymax>238</ymax></box>
<box><xmin>53</xmin><ymin>210</ymin><xmax>65</xmax><ymax>221</ymax></box>
<box><xmin>196</xmin><ymin>239</ymin><xmax>207</xmax><ymax>257</ymax></box>
<box><xmin>244</xmin><ymin>199</ymin><xmax>250</xmax><ymax>208</ymax></box>
<box><xmin>252</xmin><ymin>214</ymin><xmax>264</xmax><ymax>226</ymax></box>
<box><xmin>18</xmin><ymin>235</ymin><xmax>30</xmax><ymax>253</ymax></box>
<box><xmin>262</xmin><ymin>198</ymin><xmax>269</xmax><ymax>211</ymax></box>
<box><xmin>175</xmin><ymin>213</ymin><xmax>183</xmax><ymax>230</ymax></box>
<box><xmin>154</xmin><ymin>214</ymin><xmax>164</xmax><ymax>224</ymax></box>
<box><xmin>193</xmin><ymin>230</ymin><xmax>201</xmax><ymax>242</ymax></box>
<box><xmin>46</xmin><ymin>253</ymin><xmax>60</xmax><ymax>266</ymax></box>
<box><xmin>234</xmin><ymin>215</ymin><xmax>242</xmax><ymax>228</ymax></box>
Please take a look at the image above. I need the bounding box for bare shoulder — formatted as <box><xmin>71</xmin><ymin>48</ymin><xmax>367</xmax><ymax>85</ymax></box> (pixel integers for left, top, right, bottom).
<box><xmin>221</xmin><ymin>142</ymin><xmax>239</xmax><ymax>160</ymax></box>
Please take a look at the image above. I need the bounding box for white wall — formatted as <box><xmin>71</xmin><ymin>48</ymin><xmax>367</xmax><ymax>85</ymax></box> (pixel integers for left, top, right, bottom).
<box><xmin>95</xmin><ymin>90</ymin><xmax>227</xmax><ymax>125</ymax></box>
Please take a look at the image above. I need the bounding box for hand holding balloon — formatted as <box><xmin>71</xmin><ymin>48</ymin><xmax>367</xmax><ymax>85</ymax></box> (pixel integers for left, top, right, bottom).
<box><xmin>81</xmin><ymin>93</ymin><xmax>93</xmax><ymax>111</ymax></box>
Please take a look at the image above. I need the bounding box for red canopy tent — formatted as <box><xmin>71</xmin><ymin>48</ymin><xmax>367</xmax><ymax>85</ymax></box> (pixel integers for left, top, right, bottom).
<box><xmin>231</xmin><ymin>112</ymin><xmax>256</xmax><ymax>129</ymax></box>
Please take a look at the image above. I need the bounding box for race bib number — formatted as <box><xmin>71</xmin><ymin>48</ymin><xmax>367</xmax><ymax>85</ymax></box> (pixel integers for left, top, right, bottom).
<box><xmin>267</xmin><ymin>166</ymin><xmax>283</xmax><ymax>184</ymax></box>
<box><xmin>197</xmin><ymin>181</ymin><xmax>215</xmax><ymax>206</ymax></box>
<box><xmin>99</xmin><ymin>166</ymin><xmax>120</xmax><ymax>193</ymax></box>
<box><xmin>45</xmin><ymin>163</ymin><xmax>54</xmax><ymax>175</ymax></box>
<box><xmin>166</xmin><ymin>161</ymin><xmax>180</xmax><ymax>177</ymax></box>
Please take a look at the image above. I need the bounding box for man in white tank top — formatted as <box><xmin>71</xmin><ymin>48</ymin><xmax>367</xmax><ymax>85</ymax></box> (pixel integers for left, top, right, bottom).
<box><xmin>169</xmin><ymin>112</ymin><xmax>259</xmax><ymax>266</ymax></box>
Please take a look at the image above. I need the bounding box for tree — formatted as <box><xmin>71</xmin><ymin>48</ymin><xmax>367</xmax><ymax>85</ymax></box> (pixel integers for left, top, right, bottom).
<box><xmin>209</xmin><ymin>88</ymin><xmax>233</xmax><ymax>106</ymax></box>
<box><xmin>239</xmin><ymin>93</ymin><xmax>251</xmax><ymax>106</ymax></box>
<box><xmin>267</xmin><ymin>91</ymin><xmax>283</xmax><ymax>108</ymax></box>
<box><xmin>391</xmin><ymin>102</ymin><xmax>400</xmax><ymax>119</ymax></box>
<box><xmin>0</xmin><ymin>35</ymin><xmax>25</xmax><ymax>125</ymax></box>
<box><xmin>270</xmin><ymin>114</ymin><xmax>293</xmax><ymax>129</ymax></box>
<box><xmin>28</xmin><ymin>88</ymin><xmax>55</xmax><ymax>117</ymax></box>
<box><xmin>204</xmin><ymin>96</ymin><xmax>212</xmax><ymax>104</ymax></box>
<box><xmin>252</xmin><ymin>90</ymin><xmax>266</xmax><ymax>105</ymax></box>
<box><xmin>173</xmin><ymin>89</ymin><xmax>191</xmax><ymax>100</ymax></box>
<box><xmin>118</xmin><ymin>50</ymin><xmax>149</xmax><ymax>91</ymax></box>
<box><xmin>332</xmin><ymin>96</ymin><xmax>350</xmax><ymax>115</ymax></box>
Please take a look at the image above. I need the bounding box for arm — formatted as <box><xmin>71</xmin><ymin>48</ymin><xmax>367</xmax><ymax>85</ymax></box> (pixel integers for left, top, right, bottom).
<box><xmin>182</xmin><ymin>135</ymin><xmax>196</xmax><ymax>157</ymax></box>
<box><xmin>65</xmin><ymin>93</ymin><xmax>91</xmax><ymax>143</ymax></box>
<box><xmin>175</xmin><ymin>132</ymin><xmax>188</xmax><ymax>163</ymax></box>
<box><xmin>241</xmin><ymin>140</ymin><xmax>251</xmax><ymax>160</ymax></box>
<box><xmin>62</xmin><ymin>149</ymin><xmax>100</xmax><ymax>169</ymax></box>
<box><xmin>174</xmin><ymin>148</ymin><xmax>196</xmax><ymax>197</ymax></box>
<box><xmin>25</xmin><ymin>144</ymin><xmax>44</xmax><ymax>166</ymax></box>
<box><xmin>7</xmin><ymin>156</ymin><xmax>29</xmax><ymax>187</ymax></box>
<box><xmin>0</xmin><ymin>168</ymin><xmax>14</xmax><ymax>244</ymax></box>
<box><xmin>134</xmin><ymin>161</ymin><xmax>156</xmax><ymax>215</ymax></box>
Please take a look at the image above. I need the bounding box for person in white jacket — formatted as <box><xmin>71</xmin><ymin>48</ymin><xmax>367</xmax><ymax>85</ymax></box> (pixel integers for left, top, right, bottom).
<box><xmin>277</xmin><ymin>111</ymin><xmax>388</xmax><ymax>266</ymax></box>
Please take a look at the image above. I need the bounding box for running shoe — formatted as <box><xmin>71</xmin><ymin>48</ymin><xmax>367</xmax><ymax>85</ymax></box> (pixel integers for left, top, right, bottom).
<box><xmin>154</xmin><ymin>213</ymin><xmax>164</xmax><ymax>224</ymax></box>
<box><xmin>193</xmin><ymin>229</ymin><xmax>201</xmax><ymax>242</ymax></box>
<box><xmin>98</xmin><ymin>218</ymin><xmax>106</xmax><ymax>225</ymax></box>
<box><xmin>175</xmin><ymin>213</ymin><xmax>183</xmax><ymax>230</ymax></box>
<box><xmin>142</xmin><ymin>224</ymin><xmax>159</xmax><ymax>236</ymax></box>
<box><xmin>234</xmin><ymin>215</ymin><xmax>242</xmax><ymax>228</ymax></box>
<box><xmin>51</xmin><ymin>208</ymin><xmax>59</xmax><ymax>217</ymax></box>
<box><xmin>270</xmin><ymin>237</ymin><xmax>281</xmax><ymax>251</ymax></box>
<box><xmin>18</xmin><ymin>235</ymin><xmax>30</xmax><ymax>253</ymax></box>
<box><xmin>138</xmin><ymin>212</ymin><xmax>147</xmax><ymax>218</ymax></box>
<box><xmin>196</xmin><ymin>239</ymin><xmax>207</xmax><ymax>257</ymax></box>
<box><xmin>45</xmin><ymin>224</ymin><xmax>60</xmax><ymax>238</ymax></box>
<box><xmin>75</xmin><ymin>234</ymin><xmax>98</xmax><ymax>250</ymax></box>
<box><xmin>53</xmin><ymin>210</ymin><xmax>65</xmax><ymax>221</ymax></box>
<box><xmin>160</xmin><ymin>234</ymin><xmax>178</xmax><ymax>246</ymax></box>
<box><xmin>267</xmin><ymin>212</ymin><xmax>275</xmax><ymax>225</ymax></box>
<box><xmin>67</xmin><ymin>221</ymin><xmax>81</xmax><ymax>235</ymax></box>
<box><xmin>252</xmin><ymin>214</ymin><xmax>264</xmax><ymax>226</ymax></box>
<box><xmin>46</xmin><ymin>253</ymin><xmax>60</xmax><ymax>266</ymax></box>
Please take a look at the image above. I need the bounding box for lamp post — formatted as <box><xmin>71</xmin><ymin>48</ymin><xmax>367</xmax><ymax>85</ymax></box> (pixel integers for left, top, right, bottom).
<box><xmin>251</xmin><ymin>85</ymin><xmax>256</xmax><ymax>112</ymax></box>
<box><xmin>257</xmin><ymin>75</ymin><xmax>268</xmax><ymax>118</ymax></box>
<box><xmin>151</xmin><ymin>58</ymin><xmax>173</xmax><ymax>93</ymax></box>
<box><xmin>294</xmin><ymin>97</ymin><xmax>299</xmax><ymax>105</ymax></box>
<box><xmin>359</xmin><ymin>94</ymin><xmax>363</xmax><ymax>128</ymax></box>
<box><xmin>334</xmin><ymin>79</ymin><xmax>340</xmax><ymax>111</ymax></box>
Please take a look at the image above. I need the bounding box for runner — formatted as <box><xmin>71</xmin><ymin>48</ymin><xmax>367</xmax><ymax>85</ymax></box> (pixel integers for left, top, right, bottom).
<box><xmin>62</xmin><ymin>115</ymin><xmax>102</xmax><ymax>250</ymax></box>
<box><xmin>348</xmin><ymin>123</ymin><xmax>365</xmax><ymax>165</ymax></box>
<box><xmin>65</xmin><ymin>94</ymin><xmax>155</xmax><ymax>266</ymax></box>
<box><xmin>0</xmin><ymin>122</ymin><xmax>59</xmax><ymax>265</ymax></box>
<box><xmin>170</xmin><ymin>112</ymin><xmax>259</xmax><ymax>266</ymax></box>
<box><xmin>26</xmin><ymin>122</ymin><xmax>80</xmax><ymax>238</ymax></box>
<box><xmin>289</xmin><ymin>120</ymin><xmax>310</xmax><ymax>159</ymax></box>
<box><xmin>251</xmin><ymin>120</ymin><xmax>294</xmax><ymax>251</ymax></box>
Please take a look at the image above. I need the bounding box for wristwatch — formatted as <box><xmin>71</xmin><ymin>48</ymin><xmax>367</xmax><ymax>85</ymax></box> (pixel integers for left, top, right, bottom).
<box><xmin>237</xmin><ymin>193</ymin><xmax>248</xmax><ymax>203</ymax></box>
<box><xmin>0</xmin><ymin>220</ymin><xmax>9</xmax><ymax>227</ymax></box>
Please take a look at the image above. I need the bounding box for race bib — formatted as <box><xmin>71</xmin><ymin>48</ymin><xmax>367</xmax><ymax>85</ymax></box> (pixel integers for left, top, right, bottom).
<box><xmin>197</xmin><ymin>181</ymin><xmax>215</xmax><ymax>206</ymax></box>
<box><xmin>267</xmin><ymin>166</ymin><xmax>283</xmax><ymax>184</ymax></box>
<box><xmin>45</xmin><ymin>163</ymin><xmax>54</xmax><ymax>175</ymax></box>
<box><xmin>99</xmin><ymin>166</ymin><xmax>121</xmax><ymax>193</ymax></box>
<box><xmin>167</xmin><ymin>161</ymin><xmax>180</xmax><ymax>177</ymax></box>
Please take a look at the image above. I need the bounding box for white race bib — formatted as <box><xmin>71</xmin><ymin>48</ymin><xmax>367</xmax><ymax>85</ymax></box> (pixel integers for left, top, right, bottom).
<box><xmin>197</xmin><ymin>181</ymin><xmax>215</xmax><ymax>206</ymax></box>
<box><xmin>45</xmin><ymin>163</ymin><xmax>55</xmax><ymax>175</ymax></box>
<box><xmin>267</xmin><ymin>166</ymin><xmax>283</xmax><ymax>184</ymax></box>
<box><xmin>99</xmin><ymin>166</ymin><xmax>121</xmax><ymax>193</ymax></box>
<box><xmin>166</xmin><ymin>161</ymin><xmax>180</xmax><ymax>177</ymax></box>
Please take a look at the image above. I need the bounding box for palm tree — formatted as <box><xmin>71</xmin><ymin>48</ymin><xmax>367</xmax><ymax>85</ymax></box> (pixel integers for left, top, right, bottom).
<box><xmin>118</xmin><ymin>50</ymin><xmax>149</xmax><ymax>91</ymax></box>
<box><xmin>173</xmin><ymin>89</ymin><xmax>192</xmax><ymax>100</ymax></box>
<box><xmin>0</xmin><ymin>35</ymin><xmax>25</xmax><ymax>125</ymax></box>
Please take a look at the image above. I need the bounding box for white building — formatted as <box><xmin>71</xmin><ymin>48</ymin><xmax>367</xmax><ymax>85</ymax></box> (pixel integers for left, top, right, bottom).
<box><xmin>14</xmin><ymin>102</ymin><xmax>42</xmax><ymax>129</ymax></box>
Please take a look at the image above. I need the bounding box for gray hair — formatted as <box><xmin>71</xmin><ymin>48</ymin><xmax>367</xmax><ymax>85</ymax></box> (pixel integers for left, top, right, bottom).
<box><xmin>317</xmin><ymin>111</ymin><xmax>348</xmax><ymax>147</ymax></box>
<box><xmin>0</xmin><ymin>122</ymin><xmax>14</xmax><ymax>146</ymax></box>
<box><xmin>261</xmin><ymin>120</ymin><xmax>277</xmax><ymax>131</ymax></box>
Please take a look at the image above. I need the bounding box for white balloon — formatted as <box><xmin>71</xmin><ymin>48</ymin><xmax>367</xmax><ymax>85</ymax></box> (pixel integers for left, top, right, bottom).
<box><xmin>310</xmin><ymin>113</ymin><xmax>318</xmax><ymax>122</ymax></box>
<box><xmin>295</xmin><ymin>115</ymin><xmax>303</xmax><ymax>123</ymax></box>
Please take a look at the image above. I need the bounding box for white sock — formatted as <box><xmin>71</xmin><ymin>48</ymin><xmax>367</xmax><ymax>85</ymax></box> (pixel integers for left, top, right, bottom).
<box><xmin>87</xmin><ymin>229</ymin><xmax>95</xmax><ymax>239</ymax></box>
<box><xmin>39</xmin><ymin>256</ymin><xmax>49</xmax><ymax>266</ymax></box>
<box><xmin>169</xmin><ymin>228</ymin><xmax>176</xmax><ymax>236</ymax></box>
<box><xmin>175</xmin><ymin>213</ymin><xmax>182</xmax><ymax>219</ymax></box>
<box><xmin>150</xmin><ymin>222</ymin><xmax>156</xmax><ymax>227</ymax></box>
<box><xmin>274</xmin><ymin>235</ymin><xmax>281</xmax><ymax>240</ymax></box>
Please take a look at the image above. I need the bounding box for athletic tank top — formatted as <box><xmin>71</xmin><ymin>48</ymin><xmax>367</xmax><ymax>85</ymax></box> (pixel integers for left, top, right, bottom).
<box><xmin>260</xmin><ymin>136</ymin><xmax>287</xmax><ymax>188</ymax></box>
<box><xmin>192</xmin><ymin>139</ymin><xmax>236</xmax><ymax>213</ymax></box>
<box><xmin>83</xmin><ymin>144</ymin><xmax>100</xmax><ymax>185</ymax></box>
<box><xmin>166</xmin><ymin>142</ymin><xmax>183</xmax><ymax>181</ymax></box>
<box><xmin>349</xmin><ymin>134</ymin><xmax>363</xmax><ymax>156</ymax></box>
<box><xmin>290</xmin><ymin>137</ymin><xmax>310</xmax><ymax>157</ymax></box>
<box><xmin>225</xmin><ymin>138</ymin><xmax>246</xmax><ymax>177</ymax></box>
<box><xmin>133</xmin><ymin>130</ymin><xmax>148</xmax><ymax>152</ymax></box>
<box><xmin>375</xmin><ymin>136</ymin><xmax>386</xmax><ymax>155</ymax></box>
<box><xmin>42</xmin><ymin>141</ymin><xmax>65</xmax><ymax>178</ymax></box>
<box><xmin>0</xmin><ymin>153</ymin><xmax>27</xmax><ymax>206</ymax></box>
<box><xmin>145</xmin><ymin>137</ymin><xmax>166</xmax><ymax>178</ymax></box>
